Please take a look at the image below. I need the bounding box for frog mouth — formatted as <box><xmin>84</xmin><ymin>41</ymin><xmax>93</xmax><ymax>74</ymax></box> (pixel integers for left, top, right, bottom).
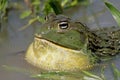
<box><xmin>35</xmin><ymin>34</ymin><xmax>69</xmax><ymax>49</ymax></box>
<box><xmin>34</xmin><ymin>34</ymin><xmax>79</xmax><ymax>50</ymax></box>
<box><xmin>35</xmin><ymin>34</ymin><xmax>62</xmax><ymax>47</ymax></box>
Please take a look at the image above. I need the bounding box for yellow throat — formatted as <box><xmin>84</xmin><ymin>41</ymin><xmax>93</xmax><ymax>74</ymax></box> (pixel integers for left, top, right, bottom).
<box><xmin>25</xmin><ymin>37</ymin><xmax>92</xmax><ymax>71</ymax></box>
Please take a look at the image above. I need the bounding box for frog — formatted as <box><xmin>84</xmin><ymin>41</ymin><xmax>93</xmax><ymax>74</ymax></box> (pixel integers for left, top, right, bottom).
<box><xmin>25</xmin><ymin>13</ymin><xmax>120</xmax><ymax>71</ymax></box>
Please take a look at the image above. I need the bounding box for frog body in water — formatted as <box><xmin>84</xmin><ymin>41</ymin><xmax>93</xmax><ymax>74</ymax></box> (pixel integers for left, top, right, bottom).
<box><xmin>25</xmin><ymin>14</ymin><xmax>120</xmax><ymax>71</ymax></box>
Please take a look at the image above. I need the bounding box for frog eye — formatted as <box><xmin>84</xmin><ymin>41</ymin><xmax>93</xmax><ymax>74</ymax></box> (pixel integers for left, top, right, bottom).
<box><xmin>58</xmin><ymin>21</ymin><xmax>68</xmax><ymax>29</ymax></box>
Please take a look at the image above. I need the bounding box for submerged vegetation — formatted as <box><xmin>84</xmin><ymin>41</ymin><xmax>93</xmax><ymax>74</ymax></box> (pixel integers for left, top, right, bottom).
<box><xmin>2</xmin><ymin>63</ymin><xmax>120</xmax><ymax>80</ymax></box>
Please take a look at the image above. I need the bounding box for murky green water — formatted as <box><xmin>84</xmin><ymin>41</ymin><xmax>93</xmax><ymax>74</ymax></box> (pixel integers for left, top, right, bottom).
<box><xmin>0</xmin><ymin>0</ymin><xmax>120</xmax><ymax>80</ymax></box>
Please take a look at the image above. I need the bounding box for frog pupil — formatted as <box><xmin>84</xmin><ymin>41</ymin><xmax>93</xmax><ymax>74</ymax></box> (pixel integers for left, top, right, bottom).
<box><xmin>59</xmin><ymin>22</ymin><xmax>68</xmax><ymax>29</ymax></box>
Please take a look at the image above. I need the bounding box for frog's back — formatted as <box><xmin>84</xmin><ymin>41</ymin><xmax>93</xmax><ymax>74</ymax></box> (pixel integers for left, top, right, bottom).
<box><xmin>90</xmin><ymin>27</ymin><xmax>120</xmax><ymax>57</ymax></box>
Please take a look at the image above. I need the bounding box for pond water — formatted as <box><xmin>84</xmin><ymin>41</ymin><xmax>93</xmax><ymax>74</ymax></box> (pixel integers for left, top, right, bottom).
<box><xmin>0</xmin><ymin>0</ymin><xmax>120</xmax><ymax>80</ymax></box>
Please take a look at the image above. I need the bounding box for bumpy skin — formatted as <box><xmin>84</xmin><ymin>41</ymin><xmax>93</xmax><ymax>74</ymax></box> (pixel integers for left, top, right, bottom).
<box><xmin>25</xmin><ymin>14</ymin><xmax>120</xmax><ymax>71</ymax></box>
<box><xmin>89</xmin><ymin>27</ymin><xmax>120</xmax><ymax>57</ymax></box>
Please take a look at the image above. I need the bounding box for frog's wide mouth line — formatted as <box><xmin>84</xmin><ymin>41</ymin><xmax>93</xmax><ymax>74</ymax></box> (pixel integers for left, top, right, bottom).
<box><xmin>35</xmin><ymin>34</ymin><xmax>79</xmax><ymax>50</ymax></box>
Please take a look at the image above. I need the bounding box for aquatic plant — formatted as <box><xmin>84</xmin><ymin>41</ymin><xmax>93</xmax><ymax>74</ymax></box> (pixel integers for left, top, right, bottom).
<box><xmin>3</xmin><ymin>63</ymin><xmax>120</xmax><ymax>80</ymax></box>
<box><xmin>0</xmin><ymin>0</ymin><xmax>8</xmax><ymax>19</ymax></box>
<box><xmin>19</xmin><ymin>0</ymin><xmax>89</xmax><ymax>30</ymax></box>
<box><xmin>0</xmin><ymin>0</ymin><xmax>8</xmax><ymax>31</ymax></box>
<box><xmin>105</xmin><ymin>1</ymin><xmax>120</xmax><ymax>27</ymax></box>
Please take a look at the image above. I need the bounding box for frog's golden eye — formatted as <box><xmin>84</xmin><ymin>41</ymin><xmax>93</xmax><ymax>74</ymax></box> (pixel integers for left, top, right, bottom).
<box><xmin>58</xmin><ymin>21</ymin><xmax>68</xmax><ymax>29</ymax></box>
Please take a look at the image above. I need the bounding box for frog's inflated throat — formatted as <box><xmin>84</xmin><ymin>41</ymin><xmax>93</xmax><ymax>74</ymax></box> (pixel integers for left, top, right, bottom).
<box><xmin>26</xmin><ymin>38</ymin><xmax>92</xmax><ymax>71</ymax></box>
<box><xmin>25</xmin><ymin>14</ymin><xmax>120</xmax><ymax>71</ymax></box>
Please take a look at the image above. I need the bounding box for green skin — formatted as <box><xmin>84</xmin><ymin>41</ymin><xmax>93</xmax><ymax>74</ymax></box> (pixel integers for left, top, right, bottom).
<box><xmin>36</xmin><ymin>13</ymin><xmax>120</xmax><ymax>58</ymax></box>
<box><xmin>26</xmin><ymin>14</ymin><xmax>120</xmax><ymax>71</ymax></box>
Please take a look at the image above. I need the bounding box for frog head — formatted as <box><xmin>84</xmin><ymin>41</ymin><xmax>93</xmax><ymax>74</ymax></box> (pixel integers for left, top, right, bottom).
<box><xmin>35</xmin><ymin>13</ymin><xmax>89</xmax><ymax>50</ymax></box>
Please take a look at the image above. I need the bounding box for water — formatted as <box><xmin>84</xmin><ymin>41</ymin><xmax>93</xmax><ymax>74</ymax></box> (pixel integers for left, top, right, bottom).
<box><xmin>0</xmin><ymin>0</ymin><xmax>120</xmax><ymax>80</ymax></box>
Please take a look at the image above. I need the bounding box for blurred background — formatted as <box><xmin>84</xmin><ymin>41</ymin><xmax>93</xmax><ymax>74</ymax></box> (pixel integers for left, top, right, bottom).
<box><xmin>0</xmin><ymin>0</ymin><xmax>120</xmax><ymax>80</ymax></box>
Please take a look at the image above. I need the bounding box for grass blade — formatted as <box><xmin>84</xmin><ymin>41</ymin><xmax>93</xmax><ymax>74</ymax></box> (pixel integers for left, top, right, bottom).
<box><xmin>20</xmin><ymin>10</ymin><xmax>32</xmax><ymax>19</ymax></box>
<box><xmin>111</xmin><ymin>63</ymin><xmax>120</xmax><ymax>80</ymax></box>
<box><xmin>105</xmin><ymin>2</ymin><xmax>120</xmax><ymax>27</ymax></box>
<box><xmin>82</xmin><ymin>71</ymin><xmax>103</xmax><ymax>80</ymax></box>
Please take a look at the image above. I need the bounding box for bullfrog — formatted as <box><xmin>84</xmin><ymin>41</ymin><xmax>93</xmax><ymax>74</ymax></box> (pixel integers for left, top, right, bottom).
<box><xmin>25</xmin><ymin>13</ymin><xmax>120</xmax><ymax>71</ymax></box>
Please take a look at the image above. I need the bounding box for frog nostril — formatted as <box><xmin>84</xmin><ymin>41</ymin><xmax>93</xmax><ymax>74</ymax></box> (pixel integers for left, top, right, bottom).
<box><xmin>44</xmin><ymin>16</ymin><xmax>48</xmax><ymax>21</ymax></box>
